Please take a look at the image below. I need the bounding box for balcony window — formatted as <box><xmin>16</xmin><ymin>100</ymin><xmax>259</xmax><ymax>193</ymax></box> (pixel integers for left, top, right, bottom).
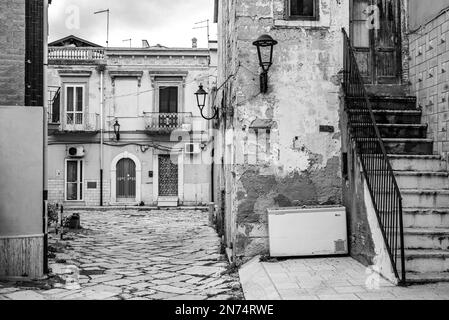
<box><xmin>159</xmin><ymin>86</ymin><xmax>179</xmax><ymax>113</ymax></box>
<box><xmin>159</xmin><ymin>86</ymin><xmax>179</xmax><ymax>128</ymax></box>
<box><xmin>288</xmin><ymin>0</ymin><xmax>319</xmax><ymax>20</ymax></box>
<box><xmin>65</xmin><ymin>84</ymin><xmax>84</xmax><ymax>128</ymax></box>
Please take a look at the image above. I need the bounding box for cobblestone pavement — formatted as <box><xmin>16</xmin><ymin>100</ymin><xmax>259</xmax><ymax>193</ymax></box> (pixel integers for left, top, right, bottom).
<box><xmin>0</xmin><ymin>209</ymin><xmax>243</xmax><ymax>300</ymax></box>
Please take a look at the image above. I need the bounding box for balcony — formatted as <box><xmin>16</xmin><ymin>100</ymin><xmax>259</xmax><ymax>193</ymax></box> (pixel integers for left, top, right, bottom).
<box><xmin>48</xmin><ymin>47</ymin><xmax>105</xmax><ymax>63</ymax></box>
<box><xmin>49</xmin><ymin>113</ymin><xmax>100</xmax><ymax>134</ymax></box>
<box><xmin>144</xmin><ymin>112</ymin><xmax>193</xmax><ymax>134</ymax></box>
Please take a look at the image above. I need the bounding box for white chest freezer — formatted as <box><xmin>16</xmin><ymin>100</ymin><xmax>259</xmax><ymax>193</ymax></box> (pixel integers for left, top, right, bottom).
<box><xmin>268</xmin><ymin>206</ymin><xmax>348</xmax><ymax>257</ymax></box>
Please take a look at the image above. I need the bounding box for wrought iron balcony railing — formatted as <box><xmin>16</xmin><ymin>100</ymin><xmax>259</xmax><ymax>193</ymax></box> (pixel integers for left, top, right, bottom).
<box><xmin>144</xmin><ymin>112</ymin><xmax>193</xmax><ymax>133</ymax></box>
<box><xmin>60</xmin><ymin>113</ymin><xmax>100</xmax><ymax>132</ymax></box>
<box><xmin>48</xmin><ymin>47</ymin><xmax>105</xmax><ymax>61</ymax></box>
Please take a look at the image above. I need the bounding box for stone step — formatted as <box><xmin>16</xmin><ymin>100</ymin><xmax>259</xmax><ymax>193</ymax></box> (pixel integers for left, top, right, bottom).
<box><xmin>347</xmin><ymin>96</ymin><xmax>417</xmax><ymax>111</ymax></box>
<box><xmin>404</xmin><ymin>228</ymin><xmax>449</xmax><ymax>250</ymax></box>
<box><xmin>406</xmin><ymin>272</ymin><xmax>449</xmax><ymax>284</ymax></box>
<box><xmin>348</xmin><ymin>109</ymin><xmax>422</xmax><ymax>125</ymax></box>
<box><xmin>402</xmin><ymin>190</ymin><xmax>449</xmax><ymax>208</ymax></box>
<box><xmin>388</xmin><ymin>155</ymin><xmax>447</xmax><ymax>172</ymax></box>
<box><xmin>404</xmin><ymin>208</ymin><xmax>449</xmax><ymax>229</ymax></box>
<box><xmin>366</xmin><ymin>84</ymin><xmax>412</xmax><ymax>97</ymax></box>
<box><xmin>404</xmin><ymin>249</ymin><xmax>449</xmax><ymax>274</ymax></box>
<box><xmin>353</xmin><ymin>123</ymin><xmax>427</xmax><ymax>139</ymax></box>
<box><xmin>394</xmin><ymin>171</ymin><xmax>449</xmax><ymax>190</ymax></box>
<box><xmin>382</xmin><ymin>138</ymin><xmax>434</xmax><ymax>155</ymax></box>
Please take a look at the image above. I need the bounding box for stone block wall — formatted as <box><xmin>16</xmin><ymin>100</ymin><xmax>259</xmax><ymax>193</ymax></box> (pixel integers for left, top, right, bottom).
<box><xmin>409</xmin><ymin>11</ymin><xmax>449</xmax><ymax>157</ymax></box>
<box><xmin>0</xmin><ymin>0</ymin><xmax>26</xmax><ymax>106</ymax></box>
<box><xmin>48</xmin><ymin>179</ymin><xmax>64</xmax><ymax>204</ymax></box>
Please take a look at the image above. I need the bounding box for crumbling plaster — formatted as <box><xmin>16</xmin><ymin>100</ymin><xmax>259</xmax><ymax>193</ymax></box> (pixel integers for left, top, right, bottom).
<box><xmin>218</xmin><ymin>0</ymin><xmax>350</xmax><ymax>259</ymax></box>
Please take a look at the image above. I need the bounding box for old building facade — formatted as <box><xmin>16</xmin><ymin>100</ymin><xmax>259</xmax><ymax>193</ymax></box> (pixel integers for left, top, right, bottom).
<box><xmin>214</xmin><ymin>0</ymin><xmax>349</xmax><ymax>259</ymax></box>
<box><xmin>47</xmin><ymin>36</ymin><xmax>217</xmax><ymax>207</ymax></box>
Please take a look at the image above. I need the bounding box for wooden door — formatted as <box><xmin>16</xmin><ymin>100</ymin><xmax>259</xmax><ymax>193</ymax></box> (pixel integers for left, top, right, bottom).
<box><xmin>350</xmin><ymin>0</ymin><xmax>402</xmax><ymax>84</ymax></box>
<box><xmin>158</xmin><ymin>155</ymin><xmax>178</xmax><ymax>197</ymax></box>
<box><xmin>116</xmin><ymin>158</ymin><xmax>136</xmax><ymax>200</ymax></box>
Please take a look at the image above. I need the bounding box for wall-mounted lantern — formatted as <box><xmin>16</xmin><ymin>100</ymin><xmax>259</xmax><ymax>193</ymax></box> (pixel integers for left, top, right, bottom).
<box><xmin>253</xmin><ymin>34</ymin><xmax>278</xmax><ymax>93</ymax></box>
<box><xmin>195</xmin><ymin>84</ymin><xmax>218</xmax><ymax>120</ymax></box>
<box><xmin>113</xmin><ymin>120</ymin><xmax>121</xmax><ymax>141</ymax></box>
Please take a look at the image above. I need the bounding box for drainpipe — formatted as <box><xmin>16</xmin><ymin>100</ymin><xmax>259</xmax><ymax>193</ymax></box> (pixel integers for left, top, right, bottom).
<box><xmin>100</xmin><ymin>68</ymin><xmax>105</xmax><ymax>206</ymax></box>
<box><xmin>43</xmin><ymin>0</ymin><xmax>49</xmax><ymax>275</ymax></box>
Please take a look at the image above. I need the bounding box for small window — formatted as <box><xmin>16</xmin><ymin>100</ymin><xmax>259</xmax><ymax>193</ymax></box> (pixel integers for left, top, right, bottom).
<box><xmin>288</xmin><ymin>0</ymin><xmax>319</xmax><ymax>20</ymax></box>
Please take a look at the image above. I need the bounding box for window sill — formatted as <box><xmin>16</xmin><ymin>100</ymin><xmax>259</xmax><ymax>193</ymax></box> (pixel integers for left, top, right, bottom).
<box><xmin>273</xmin><ymin>19</ymin><xmax>330</xmax><ymax>29</ymax></box>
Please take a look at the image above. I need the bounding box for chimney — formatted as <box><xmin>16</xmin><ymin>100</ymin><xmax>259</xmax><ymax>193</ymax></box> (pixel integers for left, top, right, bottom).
<box><xmin>142</xmin><ymin>40</ymin><xmax>150</xmax><ymax>48</ymax></box>
<box><xmin>192</xmin><ymin>37</ymin><xmax>198</xmax><ymax>48</ymax></box>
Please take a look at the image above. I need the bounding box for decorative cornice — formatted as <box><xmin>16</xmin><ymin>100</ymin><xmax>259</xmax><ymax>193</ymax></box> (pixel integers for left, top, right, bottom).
<box><xmin>58</xmin><ymin>70</ymin><xmax>92</xmax><ymax>77</ymax></box>
<box><xmin>149</xmin><ymin>70</ymin><xmax>188</xmax><ymax>88</ymax></box>
<box><xmin>109</xmin><ymin>70</ymin><xmax>144</xmax><ymax>87</ymax></box>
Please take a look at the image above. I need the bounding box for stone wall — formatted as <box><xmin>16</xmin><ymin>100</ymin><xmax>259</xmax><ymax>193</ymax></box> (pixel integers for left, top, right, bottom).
<box><xmin>0</xmin><ymin>0</ymin><xmax>26</xmax><ymax>106</ymax></box>
<box><xmin>409</xmin><ymin>10</ymin><xmax>449</xmax><ymax>157</ymax></box>
<box><xmin>217</xmin><ymin>0</ymin><xmax>349</xmax><ymax>260</ymax></box>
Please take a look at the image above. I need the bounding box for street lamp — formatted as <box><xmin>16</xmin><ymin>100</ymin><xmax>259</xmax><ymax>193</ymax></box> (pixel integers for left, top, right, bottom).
<box><xmin>195</xmin><ymin>84</ymin><xmax>218</xmax><ymax>120</ymax></box>
<box><xmin>113</xmin><ymin>120</ymin><xmax>121</xmax><ymax>141</ymax></box>
<box><xmin>253</xmin><ymin>34</ymin><xmax>278</xmax><ymax>93</ymax></box>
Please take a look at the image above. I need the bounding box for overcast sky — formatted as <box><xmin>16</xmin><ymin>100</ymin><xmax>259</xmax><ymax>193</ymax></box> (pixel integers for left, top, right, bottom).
<box><xmin>49</xmin><ymin>0</ymin><xmax>217</xmax><ymax>48</ymax></box>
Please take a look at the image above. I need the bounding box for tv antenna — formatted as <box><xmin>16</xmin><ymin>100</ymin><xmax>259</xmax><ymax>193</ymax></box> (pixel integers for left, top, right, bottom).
<box><xmin>123</xmin><ymin>39</ymin><xmax>132</xmax><ymax>48</ymax></box>
<box><xmin>94</xmin><ymin>9</ymin><xmax>110</xmax><ymax>47</ymax></box>
<box><xmin>193</xmin><ymin>19</ymin><xmax>210</xmax><ymax>44</ymax></box>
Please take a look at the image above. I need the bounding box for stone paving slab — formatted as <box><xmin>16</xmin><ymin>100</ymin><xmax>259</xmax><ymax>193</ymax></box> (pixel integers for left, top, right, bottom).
<box><xmin>240</xmin><ymin>256</ymin><xmax>449</xmax><ymax>300</ymax></box>
<box><xmin>0</xmin><ymin>209</ymin><xmax>243</xmax><ymax>301</ymax></box>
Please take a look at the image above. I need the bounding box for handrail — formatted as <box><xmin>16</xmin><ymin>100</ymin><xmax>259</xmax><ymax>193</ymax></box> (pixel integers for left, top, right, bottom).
<box><xmin>342</xmin><ymin>28</ymin><xmax>406</xmax><ymax>285</ymax></box>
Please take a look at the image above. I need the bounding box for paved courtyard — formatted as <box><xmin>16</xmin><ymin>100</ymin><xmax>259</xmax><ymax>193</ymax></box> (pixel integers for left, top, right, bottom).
<box><xmin>0</xmin><ymin>209</ymin><xmax>243</xmax><ymax>300</ymax></box>
<box><xmin>240</xmin><ymin>256</ymin><xmax>449</xmax><ymax>300</ymax></box>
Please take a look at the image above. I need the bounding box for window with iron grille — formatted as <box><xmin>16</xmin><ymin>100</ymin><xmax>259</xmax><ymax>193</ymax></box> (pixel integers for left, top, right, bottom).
<box><xmin>287</xmin><ymin>0</ymin><xmax>319</xmax><ymax>20</ymax></box>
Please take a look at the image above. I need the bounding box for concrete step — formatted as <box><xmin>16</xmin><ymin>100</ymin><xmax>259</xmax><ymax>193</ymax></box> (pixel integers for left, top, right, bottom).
<box><xmin>394</xmin><ymin>171</ymin><xmax>449</xmax><ymax>190</ymax></box>
<box><xmin>382</xmin><ymin>138</ymin><xmax>434</xmax><ymax>155</ymax></box>
<box><xmin>406</xmin><ymin>272</ymin><xmax>449</xmax><ymax>284</ymax></box>
<box><xmin>402</xmin><ymin>190</ymin><xmax>449</xmax><ymax>208</ymax></box>
<box><xmin>388</xmin><ymin>155</ymin><xmax>447</xmax><ymax>172</ymax></box>
<box><xmin>404</xmin><ymin>208</ymin><xmax>449</xmax><ymax>229</ymax></box>
<box><xmin>349</xmin><ymin>109</ymin><xmax>422</xmax><ymax>125</ymax></box>
<box><xmin>353</xmin><ymin>123</ymin><xmax>427</xmax><ymax>139</ymax></box>
<box><xmin>404</xmin><ymin>249</ymin><xmax>449</xmax><ymax>274</ymax></box>
<box><xmin>404</xmin><ymin>228</ymin><xmax>449</xmax><ymax>250</ymax></box>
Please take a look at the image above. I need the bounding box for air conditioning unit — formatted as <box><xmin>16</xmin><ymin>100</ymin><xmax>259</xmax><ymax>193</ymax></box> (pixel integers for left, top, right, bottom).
<box><xmin>67</xmin><ymin>146</ymin><xmax>85</xmax><ymax>158</ymax></box>
<box><xmin>185</xmin><ymin>143</ymin><xmax>201</xmax><ymax>154</ymax></box>
<box><xmin>268</xmin><ymin>206</ymin><xmax>348</xmax><ymax>257</ymax></box>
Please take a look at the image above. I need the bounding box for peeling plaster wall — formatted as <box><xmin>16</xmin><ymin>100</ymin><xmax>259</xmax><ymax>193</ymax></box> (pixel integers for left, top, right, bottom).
<box><xmin>217</xmin><ymin>0</ymin><xmax>349</xmax><ymax>259</ymax></box>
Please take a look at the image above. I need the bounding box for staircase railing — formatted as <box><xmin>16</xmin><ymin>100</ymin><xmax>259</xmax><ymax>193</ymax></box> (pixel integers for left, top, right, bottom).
<box><xmin>342</xmin><ymin>28</ymin><xmax>406</xmax><ymax>285</ymax></box>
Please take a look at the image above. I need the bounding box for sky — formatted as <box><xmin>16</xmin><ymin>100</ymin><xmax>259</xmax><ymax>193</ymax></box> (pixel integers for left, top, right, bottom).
<box><xmin>48</xmin><ymin>0</ymin><xmax>217</xmax><ymax>48</ymax></box>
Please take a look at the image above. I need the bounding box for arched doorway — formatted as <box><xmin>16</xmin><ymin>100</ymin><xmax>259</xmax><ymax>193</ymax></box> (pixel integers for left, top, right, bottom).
<box><xmin>110</xmin><ymin>152</ymin><xmax>142</xmax><ymax>204</ymax></box>
<box><xmin>116</xmin><ymin>158</ymin><xmax>136</xmax><ymax>201</ymax></box>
